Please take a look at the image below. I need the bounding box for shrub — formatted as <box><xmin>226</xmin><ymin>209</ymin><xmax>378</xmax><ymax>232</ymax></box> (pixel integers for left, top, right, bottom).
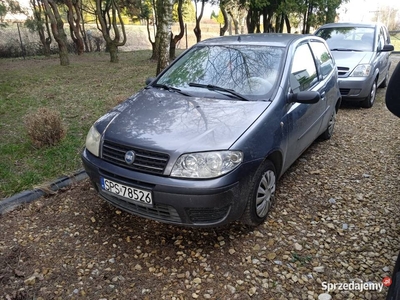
<box><xmin>25</xmin><ymin>107</ymin><xmax>67</xmax><ymax>148</ymax></box>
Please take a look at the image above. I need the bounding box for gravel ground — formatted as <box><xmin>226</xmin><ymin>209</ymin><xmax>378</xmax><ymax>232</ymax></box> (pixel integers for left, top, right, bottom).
<box><xmin>1</xmin><ymin>56</ymin><xmax>400</xmax><ymax>300</ymax></box>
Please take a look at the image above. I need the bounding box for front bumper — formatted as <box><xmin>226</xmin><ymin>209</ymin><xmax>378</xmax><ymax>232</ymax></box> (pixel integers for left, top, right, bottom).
<box><xmin>338</xmin><ymin>75</ymin><xmax>374</xmax><ymax>101</ymax></box>
<box><xmin>81</xmin><ymin>149</ymin><xmax>260</xmax><ymax>227</ymax></box>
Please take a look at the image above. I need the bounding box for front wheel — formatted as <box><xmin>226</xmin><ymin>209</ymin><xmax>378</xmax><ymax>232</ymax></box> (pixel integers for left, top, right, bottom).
<box><xmin>361</xmin><ymin>80</ymin><xmax>377</xmax><ymax>108</ymax></box>
<box><xmin>242</xmin><ymin>160</ymin><xmax>276</xmax><ymax>226</ymax></box>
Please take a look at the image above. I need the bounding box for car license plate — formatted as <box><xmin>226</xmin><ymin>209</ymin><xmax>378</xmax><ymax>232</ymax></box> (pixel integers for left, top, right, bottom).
<box><xmin>100</xmin><ymin>177</ymin><xmax>152</xmax><ymax>205</ymax></box>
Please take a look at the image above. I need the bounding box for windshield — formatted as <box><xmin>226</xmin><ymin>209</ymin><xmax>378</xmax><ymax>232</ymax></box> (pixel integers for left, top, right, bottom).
<box><xmin>156</xmin><ymin>45</ymin><xmax>284</xmax><ymax>99</ymax></box>
<box><xmin>316</xmin><ymin>27</ymin><xmax>375</xmax><ymax>52</ymax></box>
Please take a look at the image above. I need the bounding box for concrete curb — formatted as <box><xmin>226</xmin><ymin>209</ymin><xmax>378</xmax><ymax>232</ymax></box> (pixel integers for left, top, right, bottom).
<box><xmin>0</xmin><ymin>169</ymin><xmax>88</xmax><ymax>215</ymax></box>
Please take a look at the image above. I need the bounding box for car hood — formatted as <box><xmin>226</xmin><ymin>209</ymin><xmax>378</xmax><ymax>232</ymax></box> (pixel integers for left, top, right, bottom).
<box><xmin>101</xmin><ymin>88</ymin><xmax>271</xmax><ymax>153</ymax></box>
<box><xmin>331</xmin><ymin>51</ymin><xmax>373</xmax><ymax>70</ymax></box>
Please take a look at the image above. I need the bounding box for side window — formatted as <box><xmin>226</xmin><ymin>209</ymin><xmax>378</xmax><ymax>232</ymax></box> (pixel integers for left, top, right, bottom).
<box><xmin>310</xmin><ymin>41</ymin><xmax>334</xmax><ymax>79</ymax></box>
<box><xmin>382</xmin><ymin>26</ymin><xmax>391</xmax><ymax>44</ymax></box>
<box><xmin>290</xmin><ymin>43</ymin><xmax>318</xmax><ymax>93</ymax></box>
<box><xmin>378</xmin><ymin>28</ymin><xmax>385</xmax><ymax>50</ymax></box>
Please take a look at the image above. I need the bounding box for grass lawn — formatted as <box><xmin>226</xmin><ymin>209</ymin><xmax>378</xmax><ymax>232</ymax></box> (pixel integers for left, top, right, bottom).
<box><xmin>0</xmin><ymin>50</ymin><xmax>158</xmax><ymax>199</ymax></box>
<box><xmin>391</xmin><ymin>34</ymin><xmax>400</xmax><ymax>51</ymax></box>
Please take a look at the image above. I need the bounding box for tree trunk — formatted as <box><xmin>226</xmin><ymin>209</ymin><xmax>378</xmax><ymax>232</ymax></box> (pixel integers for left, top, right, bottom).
<box><xmin>96</xmin><ymin>0</ymin><xmax>127</xmax><ymax>63</ymax></box>
<box><xmin>193</xmin><ymin>0</ymin><xmax>205</xmax><ymax>43</ymax></box>
<box><xmin>246</xmin><ymin>9</ymin><xmax>256</xmax><ymax>34</ymax></box>
<box><xmin>30</xmin><ymin>0</ymin><xmax>52</xmax><ymax>56</ymax></box>
<box><xmin>228</xmin><ymin>11</ymin><xmax>239</xmax><ymax>34</ymax></box>
<box><xmin>285</xmin><ymin>14</ymin><xmax>291</xmax><ymax>33</ymax></box>
<box><xmin>219</xmin><ymin>5</ymin><xmax>228</xmax><ymax>36</ymax></box>
<box><xmin>147</xmin><ymin>17</ymin><xmax>158</xmax><ymax>60</ymax></box>
<box><xmin>42</xmin><ymin>0</ymin><xmax>69</xmax><ymax>66</ymax></box>
<box><xmin>108</xmin><ymin>43</ymin><xmax>118</xmax><ymax>63</ymax></box>
<box><xmin>169</xmin><ymin>0</ymin><xmax>184</xmax><ymax>60</ymax></box>
<box><xmin>156</xmin><ymin>0</ymin><xmax>173</xmax><ymax>74</ymax></box>
<box><xmin>65</xmin><ymin>0</ymin><xmax>84</xmax><ymax>55</ymax></box>
<box><xmin>278</xmin><ymin>13</ymin><xmax>284</xmax><ymax>33</ymax></box>
<box><xmin>305</xmin><ymin>2</ymin><xmax>313</xmax><ymax>34</ymax></box>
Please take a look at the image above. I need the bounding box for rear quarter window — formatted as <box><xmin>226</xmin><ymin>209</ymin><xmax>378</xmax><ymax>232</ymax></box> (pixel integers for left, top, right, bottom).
<box><xmin>310</xmin><ymin>41</ymin><xmax>334</xmax><ymax>79</ymax></box>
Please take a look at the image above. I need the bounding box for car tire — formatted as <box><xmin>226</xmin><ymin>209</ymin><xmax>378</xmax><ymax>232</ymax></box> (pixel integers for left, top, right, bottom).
<box><xmin>387</xmin><ymin>251</ymin><xmax>400</xmax><ymax>300</ymax></box>
<box><xmin>379</xmin><ymin>72</ymin><xmax>389</xmax><ymax>88</ymax></box>
<box><xmin>320</xmin><ymin>108</ymin><xmax>336</xmax><ymax>140</ymax></box>
<box><xmin>361</xmin><ymin>80</ymin><xmax>377</xmax><ymax>108</ymax></box>
<box><xmin>242</xmin><ymin>159</ymin><xmax>276</xmax><ymax>226</ymax></box>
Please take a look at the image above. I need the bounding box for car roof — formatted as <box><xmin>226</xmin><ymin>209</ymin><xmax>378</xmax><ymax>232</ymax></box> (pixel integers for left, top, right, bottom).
<box><xmin>197</xmin><ymin>33</ymin><xmax>319</xmax><ymax>48</ymax></box>
<box><xmin>317</xmin><ymin>22</ymin><xmax>379</xmax><ymax>29</ymax></box>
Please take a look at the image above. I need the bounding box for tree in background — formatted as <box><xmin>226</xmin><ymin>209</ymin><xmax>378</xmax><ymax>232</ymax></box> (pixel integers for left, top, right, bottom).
<box><xmin>96</xmin><ymin>0</ymin><xmax>127</xmax><ymax>62</ymax></box>
<box><xmin>240</xmin><ymin>0</ymin><xmax>346</xmax><ymax>34</ymax></box>
<box><xmin>0</xmin><ymin>2</ymin><xmax>7</xmax><ymax>26</ymax></box>
<box><xmin>42</xmin><ymin>0</ymin><xmax>70</xmax><ymax>65</ymax></box>
<box><xmin>156</xmin><ymin>0</ymin><xmax>173</xmax><ymax>74</ymax></box>
<box><xmin>65</xmin><ymin>0</ymin><xmax>85</xmax><ymax>54</ymax></box>
<box><xmin>373</xmin><ymin>6</ymin><xmax>399</xmax><ymax>31</ymax></box>
<box><xmin>169</xmin><ymin>0</ymin><xmax>184</xmax><ymax>59</ymax></box>
<box><xmin>193</xmin><ymin>0</ymin><xmax>205</xmax><ymax>42</ymax></box>
<box><xmin>25</xmin><ymin>0</ymin><xmax>52</xmax><ymax>56</ymax></box>
<box><xmin>214</xmin><ymin>5</ymin><xmax>229</xmax><ymax>36</ymax></box>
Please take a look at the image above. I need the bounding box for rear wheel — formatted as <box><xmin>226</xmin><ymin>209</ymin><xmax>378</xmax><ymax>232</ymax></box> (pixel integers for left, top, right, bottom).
<box><xmin>242</xmin><ymin>160</ymin><xmax>276</xmax><ymax>226</ymax></box>
<box><xmin>361</xmin><ymin>80</ymin><xmax>377</xmax><ymax>108</ymax></box>
<box><xmin>320</xmin><ymin>108</ymin><xmax>336</xmax><ymax>140</ymax></box>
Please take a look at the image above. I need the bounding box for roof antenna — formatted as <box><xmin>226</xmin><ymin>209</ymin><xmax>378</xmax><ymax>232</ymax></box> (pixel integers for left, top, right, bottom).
<box><xmin>237</xmin><ymin>36</ymin><xmax>241</xmax><ymax>42</ymax></box>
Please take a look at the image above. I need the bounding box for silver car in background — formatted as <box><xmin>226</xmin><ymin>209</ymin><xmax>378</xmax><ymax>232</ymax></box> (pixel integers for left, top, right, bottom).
<box><xmin>315</xmin><ymin>22</ymin><xmax>394</xmax><ymax>108</ymax></box>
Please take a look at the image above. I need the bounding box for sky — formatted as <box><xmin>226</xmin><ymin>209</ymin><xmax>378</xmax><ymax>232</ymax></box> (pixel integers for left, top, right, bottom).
<box><xmin>338</xmin><ymin>0</ymin><xmax>400</xmax><ymax>23</ymax></box>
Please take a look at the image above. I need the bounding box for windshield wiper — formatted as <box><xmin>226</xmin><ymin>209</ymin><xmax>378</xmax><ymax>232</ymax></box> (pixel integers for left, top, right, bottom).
<box><xmin>151</xmin><ymin>84</ymin><xmax>192</xmax><ymax>97</ymax></box>
<box><xmin>188</xmin><ymin>83</ymin><xmax>249</xmax><ymax>101</ymax></box>
<box><xmin>330</xmin><ymin>48</ymin><xmax>362</xmax><ymax>52</ymax></box>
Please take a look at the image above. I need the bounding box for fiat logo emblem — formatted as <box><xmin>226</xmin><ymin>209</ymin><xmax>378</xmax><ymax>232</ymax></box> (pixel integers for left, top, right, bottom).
<box><xmin>125</xmin><ymin>150</ymin><xmax>136</xmax><ymax>165</ymax></box>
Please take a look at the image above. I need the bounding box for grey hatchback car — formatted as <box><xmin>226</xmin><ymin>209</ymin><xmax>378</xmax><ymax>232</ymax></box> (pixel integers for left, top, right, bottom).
<box><xmin>315</xmin><ymin>22</ymin><xmax>394</xmax><ymax>108</ymax></box>
<box><xmin>82</xmin><ymin>34</ymin><xmax>341</xmax><ymax>227</ymax></box>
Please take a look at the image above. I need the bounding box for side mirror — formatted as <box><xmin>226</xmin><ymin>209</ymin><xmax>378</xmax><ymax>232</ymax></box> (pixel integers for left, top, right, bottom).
<box><xmin>379</xmin><ymin>44</ymin><xmax>394</xmax><ymax>52</ymax></box>
<box><xmin>145</xmin><ymin>77</ymin><xmax>155</xmax><ymax>85</ymax></box>
<box><xmin>288</xmin><ymin>91</ymin><xmax>321</xmax><ymax>104</ymax></box>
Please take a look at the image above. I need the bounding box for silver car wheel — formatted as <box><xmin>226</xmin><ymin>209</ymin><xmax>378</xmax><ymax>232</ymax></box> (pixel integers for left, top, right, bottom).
<box><xmin>327</xmin><ymin>109</ymin><xmax>336</xmax><ymax>136</ymax></box>
<box><xmin>370</xmin><ymin>81</ymin><xmax>377</xmax><ymax>105</ymax></box>
<box><xmin>256</xmin><ymin>169</ymin><xmax>276</xmax><ymax>218</ymax></box>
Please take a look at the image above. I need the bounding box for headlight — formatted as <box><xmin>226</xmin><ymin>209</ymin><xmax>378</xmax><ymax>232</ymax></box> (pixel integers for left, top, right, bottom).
<box><xmin>85</xmin><ymin>125</ymin><xmax>101</xmax><ymax>157</ymax></box>
<box><xmin>350</xmin><ymin>64</ymin><xmax>371</xmax><ymax>77</ymax></box>
<box><xmin>171</xmin><ymin>151</ymin><xmax>243</xmax><ymax>178</ymax></box>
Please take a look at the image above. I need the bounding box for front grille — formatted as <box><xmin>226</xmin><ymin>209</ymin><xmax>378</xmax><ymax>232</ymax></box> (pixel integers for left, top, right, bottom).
<box><xmin>100</xmin><ymin>190</ymin><xmax>181</xmax><ymax>223</ymax></box>
<box><xmin>186</xmin><ymin>206</ymin><xmax>230</xmax><ymax>223</ymax></box>
<box><xmin>337</xmin><ymin>67</ymin><xmax>350</xmax><ymax>77</ymax></box>
<box><xmin>102</xmin><ymin>140</ymin><xmax>169</xmax><ymax>175</ymax></box>
<box><xmin>340</xmin><ymin>88</ymin><xmax>350</xmax><ymax>96</ymax></box>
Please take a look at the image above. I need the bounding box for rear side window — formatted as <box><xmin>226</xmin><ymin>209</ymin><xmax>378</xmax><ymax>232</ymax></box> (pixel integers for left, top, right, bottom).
<box><xmin>290</xmin><ymin>43</ymin><xmax>318</xmax><ymax>93</ymax></box>
<box><xmin>378</xmin><ymin>26</ymin><xmax>390</xmax><ymax>50</ymax></box>
<box><xmin>310</xmin><ymin>41</ymin><xmax>334</xmax><ymax>79</ymax></box>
